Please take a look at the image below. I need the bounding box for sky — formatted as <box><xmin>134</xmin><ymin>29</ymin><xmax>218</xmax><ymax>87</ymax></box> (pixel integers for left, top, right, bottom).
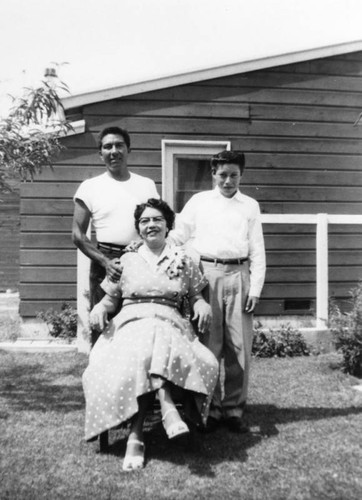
<box><xmin>0</xmin><ymin>0</ymin><xmax>361</xmax><ymax>114</ymax></box>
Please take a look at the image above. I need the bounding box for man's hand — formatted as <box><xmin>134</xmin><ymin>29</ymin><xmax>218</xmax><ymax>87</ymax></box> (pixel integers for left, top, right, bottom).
<box><xmin>90</xmin><ymin>303</ymin><xmax>108</xmax><ymax>331</ymax></box>
<box><xmin>245</xmin><ymin>295</ymin><xmax>259</xmax><ymax>313</ymax></box>
<box><xmin>106</xmin><ymin>258</ymin><xmax>123</xmax><ymax>283</ymax></box>
<box><xmin>192</xmin><ymin>299</ymin><xmax>212</xmax><ymax>334</ymax></box>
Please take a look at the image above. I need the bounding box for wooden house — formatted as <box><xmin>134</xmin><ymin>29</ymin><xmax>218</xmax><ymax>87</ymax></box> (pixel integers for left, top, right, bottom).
<box><xmin>0</xmin><ymin>189</ymin><xmax>20</xmax><ymax>292</ymax></box>
<box><xmin>19</xmin><ymin>42</ymin><xmax>362</xmax><ymax>334</ymax></box>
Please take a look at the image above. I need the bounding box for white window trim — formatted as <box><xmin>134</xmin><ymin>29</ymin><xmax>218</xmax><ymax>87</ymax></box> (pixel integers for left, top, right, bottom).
<box><xmin>161</xmin><ymin>139</ymin><xmax>231</xmax><ymax>209</ymax></box>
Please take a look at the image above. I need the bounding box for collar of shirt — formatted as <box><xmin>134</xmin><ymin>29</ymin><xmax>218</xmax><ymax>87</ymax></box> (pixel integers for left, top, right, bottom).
<box><xmin>213</xmin><ymin>186</ymin><xmax>245</xmax><ymax>203</ymax></box>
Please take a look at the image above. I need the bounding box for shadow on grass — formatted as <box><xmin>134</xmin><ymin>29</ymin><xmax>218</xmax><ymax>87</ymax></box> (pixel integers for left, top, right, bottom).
<box><xmin>247</xmin><ymin>403</ymin><xmax>362</xmax><ymax>437</ymax></box>
<box><xmin>0</xmin><ymin>355</ymin><xmax>85</xmax><ymax>415</ymax></box>
<box><xmin>101</xmin><ymin>421</ymin><xmax>264</xmax><ymax>477</ymax></box>
<box><xmin>98</xmin><ymin>403</ymin><xmax>362</xmax><ymax>478</ymax></box>
<box><xmin>2</xmin><ymin>351</ymin><xmax>362</xmax><ymax>478</ymax></box>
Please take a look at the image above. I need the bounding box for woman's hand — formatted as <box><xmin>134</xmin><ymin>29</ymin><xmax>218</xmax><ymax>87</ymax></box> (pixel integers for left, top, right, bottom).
<box><xmin>106</xmin><ymin>258</ymin><xmax>123</xmax><ymax>283</ymax></box>
<box><xmin>192</xmin><ymin>299</ymin><xmax>212</xmax><ymax>334</ymax></box>
<box><xmin>90</xmin><ymin>303</ymin><xmax>109</xmax><ymax>331</ymax></box>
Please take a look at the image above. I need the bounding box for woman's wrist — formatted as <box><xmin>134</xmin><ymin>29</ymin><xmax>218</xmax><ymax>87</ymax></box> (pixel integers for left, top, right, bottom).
<box><xmin>190</xmin><ymin>294</ymin><xmax>203</xmax><ymax>307</ymax></box>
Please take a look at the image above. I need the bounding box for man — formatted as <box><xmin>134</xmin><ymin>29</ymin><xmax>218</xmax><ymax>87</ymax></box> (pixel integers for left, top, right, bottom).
<box><xmin>169</xmin><ymin>150</ymin><xmax>266</xmax><ymax>433</ymax></box>
<box><xmin>72</xmin><ymin>126</ymin><xmax>159</xmax><ymax>343</ymax></box>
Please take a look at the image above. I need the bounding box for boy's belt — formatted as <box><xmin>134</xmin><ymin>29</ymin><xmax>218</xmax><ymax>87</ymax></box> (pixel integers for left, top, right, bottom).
<box><xmin>200</xmin><ymin>256</ymin><xmax>248</xmax><ymax>265</ymax></box>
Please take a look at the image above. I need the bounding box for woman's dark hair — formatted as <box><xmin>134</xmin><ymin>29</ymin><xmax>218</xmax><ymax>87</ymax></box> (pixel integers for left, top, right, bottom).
<box><xmin>98</xmin><ymin>126</ymin><xmax>131</xmax><ymax>151</ymax></box>
<box><xmin>134</xmin><ymin>198</ymin><xmax>175</xmax><ymax>234</ymax></box>
<box><xmin>210</xmin><ymin>150</ymin><xmax>245</xmax><ymax>175</ymax></box>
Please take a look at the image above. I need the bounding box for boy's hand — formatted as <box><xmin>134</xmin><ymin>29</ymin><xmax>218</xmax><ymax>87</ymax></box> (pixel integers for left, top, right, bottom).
<box><xmin>245</xmin><ymin>296</ymin><xmax>259</xmax><ymax>313</ymax></box>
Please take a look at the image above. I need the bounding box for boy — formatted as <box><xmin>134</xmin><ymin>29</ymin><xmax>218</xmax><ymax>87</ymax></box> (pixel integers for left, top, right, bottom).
<box><xmin>169</xmin><ymin>150</ymin><xmax>266</xmax><ymax>432</ymax></box>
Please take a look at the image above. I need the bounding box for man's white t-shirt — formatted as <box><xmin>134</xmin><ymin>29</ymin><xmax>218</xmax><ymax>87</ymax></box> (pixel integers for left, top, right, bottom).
<box><xmin>74</xmin><ymin>172</ymin><xmax>159</xmax><ymax>245</ymax></box>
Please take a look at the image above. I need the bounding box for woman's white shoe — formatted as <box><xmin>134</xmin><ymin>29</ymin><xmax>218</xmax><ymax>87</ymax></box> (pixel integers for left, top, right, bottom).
<box><xmin>122</xmin><ymin>439</ymin><xmax>145</xmax><ymax>471</ymax></box>
<box><xmin>162</xmin><ymin>408</ymin><xmax>190</xmax><ymax>440</ymax></box>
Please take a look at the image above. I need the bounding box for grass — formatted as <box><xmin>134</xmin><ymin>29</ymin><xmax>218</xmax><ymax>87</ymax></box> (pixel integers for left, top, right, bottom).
<box><xmin>0</xmin><ymin>316</ymin><xmax>21</xmax><ymax>342</ymax></box>
<box><xmin>1</xmin><ymin>351</ymin><xmax>362</xmax><ymax>500</ymax></box>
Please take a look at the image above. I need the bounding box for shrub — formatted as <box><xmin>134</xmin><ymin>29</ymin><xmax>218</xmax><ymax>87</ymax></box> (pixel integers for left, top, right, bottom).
<box><xmin>37</xmin><ymin>302</ymin><xmax>77</xmax><ymax>342</ymax></box>
<box><xmin>252</xmin><ymin>322</ymin><xmax>310</xmax><ymax>358</ymax></box>
<box><xmin>329</xmin><ymin>283</ymin><xmax>362</xmax><ymax>377</ymax></box>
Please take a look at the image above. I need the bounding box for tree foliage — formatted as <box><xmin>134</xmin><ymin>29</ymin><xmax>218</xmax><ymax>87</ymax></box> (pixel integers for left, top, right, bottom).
<box><xmin>0</xmin><ymin>78</ymin><xmax>72</xmax><ymax>193</ymax></box>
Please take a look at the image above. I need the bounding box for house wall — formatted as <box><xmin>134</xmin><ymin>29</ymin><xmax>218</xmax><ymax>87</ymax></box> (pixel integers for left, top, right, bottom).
<box><xmin>19</xmin><ymin>51</ymin><xmax>362</xmax><ymax>318</ymax></box>
<box><xmin>0</xmin><ymin>190</ymin><xmax>20</xmax><ymax>291</ymax></box>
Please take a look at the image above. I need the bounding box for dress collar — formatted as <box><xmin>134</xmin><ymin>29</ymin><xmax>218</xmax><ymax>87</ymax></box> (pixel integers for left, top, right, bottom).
<box><xmin>138</xmin><ymin>242</ymin><xmax>171</xmax><ymax>266</ymax></box>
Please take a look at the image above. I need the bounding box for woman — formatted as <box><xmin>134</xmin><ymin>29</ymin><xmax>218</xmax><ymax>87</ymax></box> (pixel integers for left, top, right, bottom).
<box><xmin>83</xmin><ymin>198</ymin><xmax>218</xmax><ymax>471</ymax></box>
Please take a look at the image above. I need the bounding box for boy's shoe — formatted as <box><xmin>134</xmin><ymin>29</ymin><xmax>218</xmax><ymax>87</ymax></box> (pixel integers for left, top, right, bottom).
<box><xmin>225</xmin><ymin>416</ymin><xmax>249</xmax><ymax>434</ymax></box>
<box><xmin>198</xmin><ymin>416</ymin><xmax>220</xmax><ymax>433</ymax></box>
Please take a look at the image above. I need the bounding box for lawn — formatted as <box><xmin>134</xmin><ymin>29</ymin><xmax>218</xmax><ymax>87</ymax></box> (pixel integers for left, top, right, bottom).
<box><xmin>1</xmin><ymin>350</ymin><xmax>362</xmax><ymax>500</ymax></box>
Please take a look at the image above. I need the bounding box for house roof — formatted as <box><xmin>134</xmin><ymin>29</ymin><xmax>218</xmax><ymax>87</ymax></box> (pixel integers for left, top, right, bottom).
<box><xmin>1</xmin><ymin>0</ymin><xmax>362</xmax><ymax>118</ymax></box>
<box><xmin>62</xmin><ymin>40</ymin><xmax>362</xmax><ymax>111</ymax></box>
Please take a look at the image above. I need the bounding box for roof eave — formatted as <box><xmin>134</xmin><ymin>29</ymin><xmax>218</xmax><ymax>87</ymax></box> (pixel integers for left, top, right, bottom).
<box><xmin>63</xmin><ymin>40</ymin><xmax>362</xmax><ymax>110</ymax></box>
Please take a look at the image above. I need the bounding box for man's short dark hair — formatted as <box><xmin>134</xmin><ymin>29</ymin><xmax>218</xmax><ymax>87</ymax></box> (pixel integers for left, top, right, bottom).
<box><xmin>98</xmin><ymin>127</ymin><xmax>131</xmax><ymax>151</ymax></box>
<box><xmin>134</xmin><ymin>198</ymin><xmax>175</xmax><ymax>234</ymax></box>
<box><xmin>210</xmin><ymin>150</ymin><xmax>245</xmax><ymax>174</ymax></box>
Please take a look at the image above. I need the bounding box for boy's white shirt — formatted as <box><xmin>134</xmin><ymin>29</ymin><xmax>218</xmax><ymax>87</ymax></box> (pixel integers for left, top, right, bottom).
<box><xmin>169</xmin><ymin>187</ymin><xmax>266</xmax><ymax>297</ymax></box>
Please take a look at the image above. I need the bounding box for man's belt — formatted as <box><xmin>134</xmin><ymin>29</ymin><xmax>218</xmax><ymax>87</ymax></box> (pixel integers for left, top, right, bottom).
<box><xmin>97</xmin><ymin>242</ymin><xmax>127</xmax><ymax>252</ymax></box>
<box><xmin>200</xmin><ymin>256</ymin><xmax>248</xmax><ymax>265</ymax></box>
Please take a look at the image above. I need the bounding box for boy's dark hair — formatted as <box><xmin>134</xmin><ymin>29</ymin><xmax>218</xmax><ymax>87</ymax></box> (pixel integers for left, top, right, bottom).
<box><xmin>210</xmin><ymin>150</ymin><xmax>245</xmax><ymax>174</ymax></box>
<box><xmin>98</xmin><ymin>126</ymin><xmax>131</xmax><ymax>151</ymax></box>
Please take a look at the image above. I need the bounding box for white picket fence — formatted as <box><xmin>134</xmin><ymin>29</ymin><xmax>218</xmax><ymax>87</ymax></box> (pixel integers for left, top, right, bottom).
<box><xmin>261</xmin><ymin>213</ymin><xmax>362</xmax><ymax>329</ymax></box>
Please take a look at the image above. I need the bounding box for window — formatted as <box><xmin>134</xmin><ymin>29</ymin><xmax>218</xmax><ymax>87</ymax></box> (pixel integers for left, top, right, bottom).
<box><xmin>162</xmin><ymin>140</ymin><xmax>231</xmax><ymax>211</ymax></box>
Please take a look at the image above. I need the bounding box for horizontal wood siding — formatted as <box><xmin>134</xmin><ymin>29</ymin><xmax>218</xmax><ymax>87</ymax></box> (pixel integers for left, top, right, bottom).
<box><xmin>0</xmin><ymin>190</ymin><xmax>20</xmax><ymax>291</ymax></box>
<box><xmin>20</xmin><ymin>51</ymin><xmax>362</xmax><ymax>317</ymax></box>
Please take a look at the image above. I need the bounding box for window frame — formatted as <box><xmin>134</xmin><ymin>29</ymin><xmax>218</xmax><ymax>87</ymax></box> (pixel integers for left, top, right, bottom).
<box><xmin>161</xmin><ymin>139</ymin><xmax>231</xmax><ymax>210</ymax></box>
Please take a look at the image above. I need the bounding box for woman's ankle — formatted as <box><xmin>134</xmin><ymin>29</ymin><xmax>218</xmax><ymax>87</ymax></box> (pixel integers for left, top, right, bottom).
<box><xmin>128</xmin><ymin>430</ymin><xmax>144</xmax><ymax>443</ymax></box>
<box><xmin>162</xmin><ymin>407</ymin><xmax>182</xmax><ymax>426</ymax></box>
